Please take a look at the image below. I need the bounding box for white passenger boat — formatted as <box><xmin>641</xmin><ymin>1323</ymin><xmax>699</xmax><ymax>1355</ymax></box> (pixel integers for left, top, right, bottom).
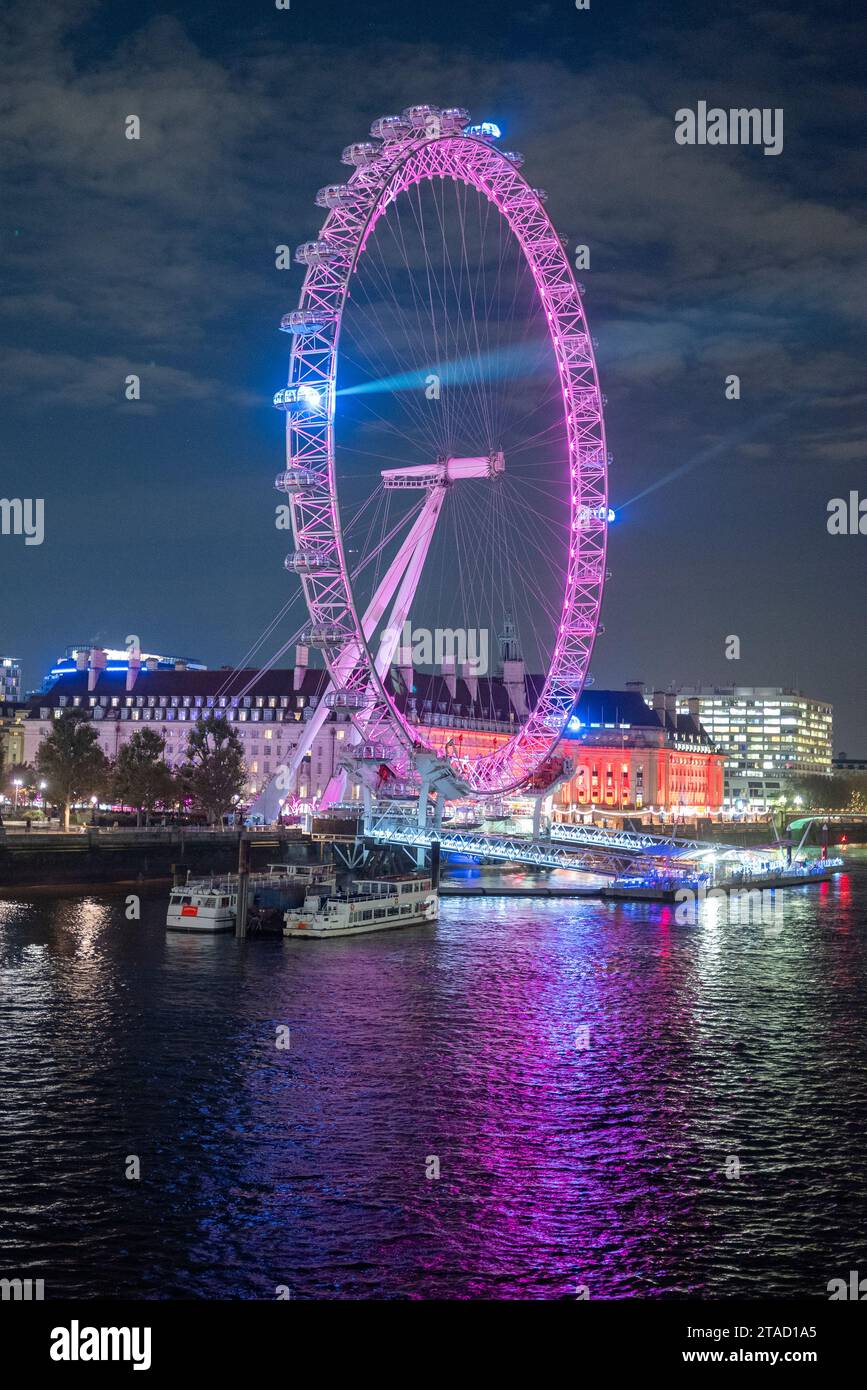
<box><xmin>283</xmin><ymin>874</ymin><xmax>438</xmax><ymax>938</ymax></box>
<box><xmin>166</xmin><ymin>863</ymin><xmax>336</xmax><ymax>933</ymax></box>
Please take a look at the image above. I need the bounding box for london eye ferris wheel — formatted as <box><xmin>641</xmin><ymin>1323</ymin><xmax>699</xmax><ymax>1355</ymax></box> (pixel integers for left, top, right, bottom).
<box><xmin>274</xmin><ymin>104</ymin><xmax>609</xmax><ymax>805</ymax></box>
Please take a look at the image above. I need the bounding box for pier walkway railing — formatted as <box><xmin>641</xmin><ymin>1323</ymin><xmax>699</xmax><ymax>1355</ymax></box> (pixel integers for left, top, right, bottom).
<box><xmin>365</xmin><ymin>808</ymin><xmax>766</xmax><ymax>879</ymax></box>
<box><xmin>549</xmin><ymin>822</ymin><xmax>737</xmax><ymax>859</ymax></box>
<box><xmin>367</xmin><ymin>818</ymin><xmax>640</xmax><ymax>878</ymax></box>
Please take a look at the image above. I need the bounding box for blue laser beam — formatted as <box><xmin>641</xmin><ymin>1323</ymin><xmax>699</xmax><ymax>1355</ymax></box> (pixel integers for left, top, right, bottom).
<box><xmin>619</xmin><ymin>402</ymin><xmax>794</xmax><ymax>510</ymax></box>
<box><xmin>336</xmin><ymin>340</ymin><xmax>551</xmax><ymax>399</ymax></box>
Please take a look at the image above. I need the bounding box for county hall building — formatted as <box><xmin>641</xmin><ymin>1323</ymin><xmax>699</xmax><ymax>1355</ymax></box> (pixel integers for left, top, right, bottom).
<box><xmin>20</xmin><ymin>646</ymin><xmax>724</xmax><ymax>820</ymax></box>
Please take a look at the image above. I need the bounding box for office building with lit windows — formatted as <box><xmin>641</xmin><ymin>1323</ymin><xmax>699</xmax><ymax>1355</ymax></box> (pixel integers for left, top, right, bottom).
<box><xmin>675</xmin><ymin>685</ymin><xmax>833</xmax><ymax>812</ymax></box>
<box><xmin>1</xmin><ymin>656</ymin><xmax>23</xmax><ymax>702</ymax></box>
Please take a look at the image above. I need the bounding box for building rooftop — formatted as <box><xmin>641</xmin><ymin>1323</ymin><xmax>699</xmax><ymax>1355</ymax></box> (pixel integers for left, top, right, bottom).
<box><xmin>676</xmin><ymin>684</ymin><xmax>832</xmax><ymax>706</ymax></box>
<box><xmin>28</xmin><ymin>667</ymin><xmax>716</xmax><ymax>747</ymax></box>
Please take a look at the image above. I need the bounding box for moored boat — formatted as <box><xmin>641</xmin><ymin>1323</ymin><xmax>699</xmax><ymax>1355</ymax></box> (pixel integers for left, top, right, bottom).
<box><xmin>166</xmin><ymin>863</ymin><xmax>336</xmax><ymax>933</ymax></box>
<box><xmin>284</xmin><ymin>874</ymin><xmax>438</xmax><ymax>938</ymax></box>
<box><xmin>604</xmin><ymin>855</ymin><xmax>845</xmax><ymax>902</ymax></box>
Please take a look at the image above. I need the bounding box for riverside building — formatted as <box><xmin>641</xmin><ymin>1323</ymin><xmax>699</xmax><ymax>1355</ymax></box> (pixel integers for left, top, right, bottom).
<box><xmin>22</xmin><ymin>646</ymin><xmax>725</xmax><ymax>818</ymax></box>
<box><xmin>552</xmin><ymin>687</ymin><xmax>724</xmax><ymax>820</ymax></box>
<box><xmin>675</xmin><ymin>685</ymin><xmax>833</xmax><ymax>813</ymax></box>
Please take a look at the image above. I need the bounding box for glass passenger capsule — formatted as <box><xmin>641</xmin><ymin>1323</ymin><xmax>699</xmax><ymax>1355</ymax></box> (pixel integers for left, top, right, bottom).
<box><xmin>501</xmin><ymin>150</ymin><xmax>525</xmax><ymax>167</ymax></box>
<box><xmin>323</xmin><ymin>689</ymin><xmax>372</xmax><ymax>710</ymax></box>
<box><xmin>284</xmin><ymin>550</ymin><xmax>339</xmax><ymax>575</ymax></box>
<box><xmin>315</xmin><ymin>184</ymin><xmax>359</xmax><ymax>209</ymax></box>
<box><xmin>280</xmin><ymin>309</ymin><xmax>334</xmax><ymax>335</ymax></box>
<box><xmin>294</xmin><ymin>240</ymin><xmax>342</xmax><ymax>266</ymax></box>
<box><xmin>272</xmin><ymin>385</ymin><xmax>326</xmax><ymax>416</ymax></box>
<box><xmin>439</xmin><ymin>107</ymin><xmax>471</xmax><ymax>132</ymax></box>
<box><xmin>341</xmin><ymin>142</ymin><xmax>382</xmax><ymax>167</ymax></box>
<box><xmin>274</xmin><ymin>467</ymin><xmax>321</xmax><ymax>494</ymax></box>
<box><xmin>401</xmin><ymin>104</ymin><xmax>441</xmax><ymax>129</ymax></box>
<box><xmin>370</xmin><ymin>115</ymin><xmax>411</xmax><ymax>141</ymax></box>
<box><xmin>301</xmin><ymin>624</ymin><xmax>350</xmax><ymax>648</ymax></box>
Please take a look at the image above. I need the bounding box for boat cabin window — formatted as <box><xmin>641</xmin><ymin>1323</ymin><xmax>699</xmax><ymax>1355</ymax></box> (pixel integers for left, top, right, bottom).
<box><xmin>220</xmin><ymin>897</ymin><xmax>230</xmax><ymax>906</ymax></box>
<box><xmin>205</xmin><ymin>898</ymin><xmax>216</xmax><ymax>908</ymax></box>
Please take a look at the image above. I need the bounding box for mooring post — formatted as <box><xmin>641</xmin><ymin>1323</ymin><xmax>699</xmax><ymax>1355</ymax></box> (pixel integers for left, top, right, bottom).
<box><xmin>236</xmin><ymin>835</ymin><xmax>251</xmax><ymax>938</ymax></box>
<box><xmin>430</xmin><ymin>839</ymin><xmax>441</xmax><ymax>890</ymax></box>
<box><xmin>416</xmin><ymin>776</ymin><xmax>431</xmax><ymax>869</ymax></box>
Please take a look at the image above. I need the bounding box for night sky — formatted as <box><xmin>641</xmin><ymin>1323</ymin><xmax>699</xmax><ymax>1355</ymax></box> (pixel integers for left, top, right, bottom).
<box><xmin>1</xmin><ymin>0</ymin><xmax>864</xmax><ymax>747</ymax></box>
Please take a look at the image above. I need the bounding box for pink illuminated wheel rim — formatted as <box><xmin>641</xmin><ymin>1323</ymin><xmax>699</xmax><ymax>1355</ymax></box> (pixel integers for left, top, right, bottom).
<box><xmin>278</xmin><ymin>111</ymin><xmax>609</xmax><ymax>797</ymax></box>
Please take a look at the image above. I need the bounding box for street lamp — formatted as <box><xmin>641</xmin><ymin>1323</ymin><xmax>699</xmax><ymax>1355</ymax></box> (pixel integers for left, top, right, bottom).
<box><xmin>12</xmin><ymin>778</ymin><xmax>21</xmax><ymax>810</ymax></box>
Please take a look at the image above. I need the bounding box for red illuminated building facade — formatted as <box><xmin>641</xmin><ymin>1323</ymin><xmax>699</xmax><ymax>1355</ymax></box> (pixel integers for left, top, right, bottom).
<box><xmin>402</xmin><ymin>677</ymin><xmax>724</xmax><ymax>818</ymax></box>
<box><xmin>550</xmin><ymin>689</ymin><xmax>724</xmax><ymax>818</ymax></box>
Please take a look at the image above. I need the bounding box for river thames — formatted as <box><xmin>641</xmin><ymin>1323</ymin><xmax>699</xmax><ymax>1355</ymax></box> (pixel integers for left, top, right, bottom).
<box><xmin>1</xmin><ymin>851</ymin><xmax>865</xmax><ymax>1300</ymax></box>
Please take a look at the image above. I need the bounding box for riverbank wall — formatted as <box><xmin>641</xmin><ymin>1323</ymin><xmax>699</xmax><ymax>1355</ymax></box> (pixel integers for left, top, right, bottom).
<box><xmin>0</xmin><ymin>828</ymin><xmax>317</xmax><ymax>890</ymax></box>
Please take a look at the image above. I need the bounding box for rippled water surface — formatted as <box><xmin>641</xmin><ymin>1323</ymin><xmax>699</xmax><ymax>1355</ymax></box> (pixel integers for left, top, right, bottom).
<box><xmin>1</xmin><ymin>853</ymin><xmax>866</xmax><ymax>1299</ymax></box>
